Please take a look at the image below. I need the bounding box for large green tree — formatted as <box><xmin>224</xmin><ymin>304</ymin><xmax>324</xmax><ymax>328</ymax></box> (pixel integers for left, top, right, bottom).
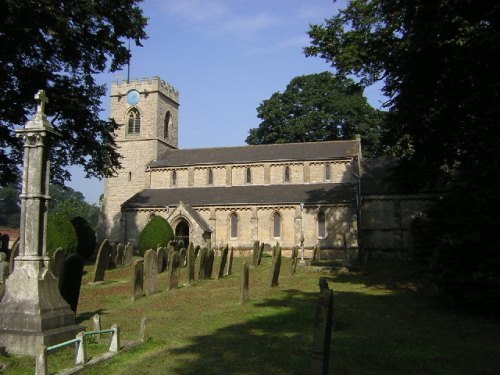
<box><xmin>0</xmin><ymin>0</ymin><xmax>147</xmax><ymax>185</ymax></box>
<box><xmin>305</xmin><ymin>1</ymin><xmax>500</xmax><ymax>309</ymax></box>
<box><xmin>246</xmin><ymin>72</ymin><xmax>384</xmax><ymax>157</ymax></box>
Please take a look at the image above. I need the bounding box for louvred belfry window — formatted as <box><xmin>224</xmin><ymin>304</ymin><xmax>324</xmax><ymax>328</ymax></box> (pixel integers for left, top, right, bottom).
<box><xmin>127</xmin><ymin>108</ymin><xmax>141</xmax><ymax>134</ymax></box>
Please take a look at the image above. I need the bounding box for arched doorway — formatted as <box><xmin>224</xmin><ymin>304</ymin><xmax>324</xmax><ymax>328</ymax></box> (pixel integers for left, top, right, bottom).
<box><xmin>175</xmin><ymin>219</ymin><xmax>190</xmax><ymax>245</ymax></box>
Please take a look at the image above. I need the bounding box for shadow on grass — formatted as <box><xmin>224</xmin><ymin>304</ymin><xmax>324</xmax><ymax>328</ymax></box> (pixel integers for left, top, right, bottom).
<box><xmin>76</xmin><ymin>308</ymin><xmax>107</xmax><ymax>324</ymax></box>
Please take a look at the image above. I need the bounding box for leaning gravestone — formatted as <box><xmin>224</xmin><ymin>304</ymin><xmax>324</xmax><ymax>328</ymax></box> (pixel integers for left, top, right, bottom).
<box><xmin>218</xmin><ymin>245</ymin><xmax>229</xmax><ymax>279</ymax></box>
<box><xmin>51</xmin><ymin>247</ymin><xmax>65</xmax><ymax>277</ymax></box>
<box><xmin>8</xmin><ymin>240</ymin><xmax>19</xmax><ymax>274</ymax></box>
<box><xmin>310</xmin><ymin>279</ymin><xmax>334</xmax><ymax>375</ymax></box>
<box><xmin>58</xmin><ymin>254</ymin><xmax>84</xmax><ymax>313</ymax></box>
<box><xmin>205</xmin><ymin>249</ymin><xmax>215</xmax><ymax>279</ymax></box>
<box><xmin>290</xmin><ymin>246</ymin><xmax>299</xmax><ymax>276</ymax></box>
<box><xmin>131</xmin><ymin>259</ymin><xmax>144</xmax><ymax>301</ymax></box>
<box><xmin>116</xmin><ymin>243</ymin><xmax>125</xmax><ymax>267</ymax></box>
<box><xmin>156</xmin><ymin>247</ymin><xmax>167</xmax><ymax>273</ymax></box>
<box><xmin>124</xmin><ymin>243</ymin><xmax>133</xmax><ymax>266</ymax></box>
<box><xmin>187</xmin><ymin>243</ymin><xmax>195</xmax><ymax>283</ymax></box>
<box><xmin>0</xmin><ymin>252</ymin><xmax>9</xmax><ymax>284</ymax></box>
<box><xmin>93</xmin><ymin>239</ymin><xmax>111</xmax><ymax>284</ymax></box>
<box><xmin>257</xmin><ymin>243</ymin><xmax>265</xmax><ymax>265</ymax></box>
<box><xmin>197</xmin><ymin>247</ymin><xmax>208</xmax><ymax>281</ymax></box>
<box><xmin>167</xmin><ymin>251</ymin><xmax>180</xmax><ymax>291</ymax></box>
<box><xmin>252</xmin><ymin>241</ymin><xmax>260</xmax><ymax>266</ymax></box>
<box><xmin>269</xmin><ymin>243</ymin><xmax>282</xmax><ymax>287</ymax></box>
<box><xmin>240</xmin><ymin>262</ymin><xmax>249</xmax><ymax>304</ymax></box>
<box><xmin>108</xmin><ymin>242</ymin><xmax>118</xmax><ymax>269</ymax></box>
<box><xmin>144</xmin><ymin>249</ymin><xmax>158</xmax><ymax>295</ymax></box>
<box><xmin>225</xmin><ymin>246</ymin><xmax>234</xmax><ymax>276</ymax></box>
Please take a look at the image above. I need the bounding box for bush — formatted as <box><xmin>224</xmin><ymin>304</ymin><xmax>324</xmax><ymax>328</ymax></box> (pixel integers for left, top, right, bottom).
<box><xmin>71</xmin><ymin>216</ymin><xmax>96</xmax><ymax>260</ymax></box>
<box><xmin>46</xmin><ymin>212</ymin><xmax>78</xmax><ymax>257</ymax></box>
<box><xmin>138</xmin><ymin>216</ymin><xmax>174</xmax><ymax>255</ymax></box>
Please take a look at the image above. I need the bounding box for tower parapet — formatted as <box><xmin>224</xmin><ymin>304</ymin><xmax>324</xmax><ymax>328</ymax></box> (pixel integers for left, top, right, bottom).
<box><xmin>111</xmin><ymin>76</ymin><xmax>179</xmax><ymax>104</ymax></box>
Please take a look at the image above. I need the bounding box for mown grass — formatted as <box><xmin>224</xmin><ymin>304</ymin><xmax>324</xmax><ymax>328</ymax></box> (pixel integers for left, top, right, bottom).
<box><xmin>1</xmin><ymin>254</ymin><xmax>500</xmax><ymax>374</ymax></box>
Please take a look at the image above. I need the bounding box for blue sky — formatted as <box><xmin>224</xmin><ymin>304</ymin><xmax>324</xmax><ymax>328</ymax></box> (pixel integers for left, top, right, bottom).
<box><xmin>67</xmin><ymin>0</ymin><xmax>384</xmax><ymax>204</ymax></box>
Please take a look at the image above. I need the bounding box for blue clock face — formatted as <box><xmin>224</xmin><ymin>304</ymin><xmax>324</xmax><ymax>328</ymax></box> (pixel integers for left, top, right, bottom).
<box><xmin>126</xmin><ymin>90</ymin><xmax>140</xmax><ymax>105</ymax></box>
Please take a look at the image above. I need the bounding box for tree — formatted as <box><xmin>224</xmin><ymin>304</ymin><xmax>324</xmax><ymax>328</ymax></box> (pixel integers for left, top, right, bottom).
<box><xmin>305</xmin><ymin>1</ymin><xmax>500</xmax><ymax>310</ymax></box>
<box><xmin>46</xmin><ymin>212</ymin><xmax>78</xmax><ymax>257</ymax></box>
<box><xmin>246</xmin><ymin>72</ymin><xmax>384</xmax><ymax>157</ymax></box>
<box><xmin>0</xmin><ymin>183</ymin><xmax>20</xmax><ymax>228</ymax></box>
<box><xmin>0</xmin><ymin>0</ymin><xmax>148</xmax><ymax>186</ymax></box>
<box><xmin>138</xmin><ymin>216</ymin><xmax>174</xmax><ymax>256</ymax></box>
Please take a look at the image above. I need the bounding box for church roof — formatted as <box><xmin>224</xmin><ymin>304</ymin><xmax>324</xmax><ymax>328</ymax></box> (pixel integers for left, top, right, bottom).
<box><xmin>150</xmin><ymin>140</ymin><xmax>359</xmax><ymax>168</ymax></box>
<box><xmin>122</xmin><ymin>183</ymin><xmax>356</xmax><ymax>208</ymax></box>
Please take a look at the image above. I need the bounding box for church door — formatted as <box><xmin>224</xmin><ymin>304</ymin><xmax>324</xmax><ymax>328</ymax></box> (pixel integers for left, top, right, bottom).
<box><xmin>175</xmin><ymin>219</ymin><xmax>190</xmax><ymax>245</ymax></box>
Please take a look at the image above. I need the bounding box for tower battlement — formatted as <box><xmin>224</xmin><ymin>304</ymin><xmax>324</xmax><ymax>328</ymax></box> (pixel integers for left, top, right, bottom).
<box><xmin>111</xmin><ymin>76</ymin><xmax>179</xmax><ymax>103</ymax></box>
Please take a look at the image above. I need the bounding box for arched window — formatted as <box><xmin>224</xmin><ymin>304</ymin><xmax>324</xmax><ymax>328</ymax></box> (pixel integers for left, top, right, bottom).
<box><xmin>284</xmin><ymin>166</ymin><xmax>290</xmax><ymax>183</ymax></box>
<box><xmin>230</xmin><ymin>213</ymin><xmax>238</xmax><ymax>238</ymax></box>
<box><xmin>164</xmin><ymin>111</ymin><xmax>171</xmax><ymax>139</ymax></box>
<box><xmin>318</xmin><ymin>211</ymin><xmax>326</xmax><ymax>238</ymax></box>
<box><xmin>172</xmin><ymin>170</ymin><xmax>177</xmax><ymax>186</ymax></box>
<box><xmin>127</xmin><ymin>108</ymin><xmax>141</xmax><ymax>134</ymax></box>
<box><xmin>246</xmin><ymin>167</ymin><xmax>252</xmax><ymax>184</ymax></box>
<box><xmin>207</xmin><ymin>168</ymin><xmax>213</xmax><ymax>185</ymax></box>
<box><xmin>273</xmin><ymin>212</ymin><xmax>281</xmax><ymax>238</ymax></box>
<box><xmin>325</xmin><ymin>164</ymin><xmax>331</xmax><ymax>181</ymax></box>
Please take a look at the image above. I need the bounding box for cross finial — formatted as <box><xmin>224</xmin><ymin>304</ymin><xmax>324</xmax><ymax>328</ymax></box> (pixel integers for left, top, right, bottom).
<box><xmin>34</xmin><ymin>90</ymin><xmax>48</xmax><ymax>115</ymax></box>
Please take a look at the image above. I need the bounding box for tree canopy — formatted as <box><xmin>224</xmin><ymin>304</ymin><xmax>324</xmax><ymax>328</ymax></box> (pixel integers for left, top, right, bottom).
<box><xmin>246</xmin><ymin>72</ymin><xmax>384</xmax><ymax>157</ymax></box>
<box><xmin>305</xmin><ymin>0</ymin><xmax>500</xmax><ymax>310</ymax></box>
<box><xmin>0</xmin><ymin>0</ymin><xmax>148</xmax><ymax>186</ymax></box>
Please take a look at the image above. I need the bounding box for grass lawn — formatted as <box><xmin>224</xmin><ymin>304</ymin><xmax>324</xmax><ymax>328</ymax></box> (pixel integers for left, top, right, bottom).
<box><xmin>1</xmin><ymin>254</ymin><xmax>499</xmax><ymax>374</ymax></box>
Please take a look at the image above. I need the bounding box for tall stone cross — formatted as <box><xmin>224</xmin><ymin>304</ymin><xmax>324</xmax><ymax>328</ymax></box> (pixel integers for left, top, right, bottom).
<box><xmin>0</xmin><ymin>90</ymin><xmax>82</xmax><ymax>356</ymax></box>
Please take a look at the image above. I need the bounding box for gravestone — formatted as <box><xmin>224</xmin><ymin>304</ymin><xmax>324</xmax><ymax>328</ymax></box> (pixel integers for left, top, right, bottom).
<box><xmin>194</xmin><ymin>245</ymin><xmax>200</xmax><ymax>259</ymax></box>
<box><xmin>93</xmin><ymin>239</ymin><xmax>111</xmax><ymax>283</ymax></box>
<box><xmin>116</xmin><ymin>243</ymin><xmax>125</xmax><ymax>267</ymax></box>
<box><xmin>0</xmin><ymin>252</ymin><xmax>9</xmax><ymax>284</ymax></box>
<box><xmin>187</xmin><ymin>243</ymin><xmax>195</xmax><ymax>283</ymax></box>
<box><xmin>197</xmin><ymin>247</ymin><xmax>208</xmax><ymax>281</ymax></box>
<box><xmin>225</xmin><ymin>246</ymin><xmax>234</xmax><ymax>276</ymax></box>
<box><xmin>258</xmin><ymin>243</ymin><xmax>265</xmax><ymax>265</ymax></box>
<box><xmin>218</xmin><ymin>245</ymin><xmax>229</xmax><ymax>279</ymax></box>
<box><xmin>144</xmin><ymin>249</ymin><xmax>158</xmax><ymax>295</ymax></box>
<box><xmin>252</xmin><ymin>241</ymin><xmax>260</xmax><ymax>266</ymax></box>
<box><xmin>51</xmin><ymin>247</ymin><xmax>65</xmax><ymax>277</ymax></box>
<box><xmin>290</xmin><ymin>246</ymin><xmax>298</xmax><ymax>276</ymax></box>
<box><xmin>319</xmin><ymin>277</ymin><xmax>330</xmax><ymax>293</ymax></box>
<box><xmin>58</xmin><ymin>254</ymin><xmax>84</xmax><ymax>313</ymax></box>
<box><xmin>310</xmin><ymin>281</ymin><xmax>334</xmax><ymax>375</ymax></box>
<box><xmin>109</xmin><ymin>242</ymin><xmax>117</xmax><ymax>269</ymax></box>
<box><xmin>167</xmin><ymin>251</ymin><xmax>180</xmax><ymax>291</ymax></box>
<box><xmin>124</xmin><ymin>243</ymin><xmax>134</xmax><ymax>266</ymax></box>
<box><xmin>157</xmin><ymin>247</ymin><xmax>167</xmax><ymax>273</ymax></box>
<box><xmin>240</xmin><ymin>262</ymin><xmax>249</xmax><ymax>304</ymax></box>
<box><xmin>8</xmin><ymin>240</ymin><xmax>19</xmax><ymax>274</ymax></box>
<box><xmin>132</xmin><ymin>259</ymin><xmax>144</xmax><ymax>301</ymax></box>
<box><xmin>205</xmin><ymin>249</ymin><xmax>215</xmax><ymax>279</ymax></box>
<box><xmin>269</xmin><ymin>243</ymin><xmax>282</xmax><ymax>287</ymax></box>
<box><xmin>179</xmin><ymin>248</ymin><xmax>187</xmax><ymax>268</ymax></box>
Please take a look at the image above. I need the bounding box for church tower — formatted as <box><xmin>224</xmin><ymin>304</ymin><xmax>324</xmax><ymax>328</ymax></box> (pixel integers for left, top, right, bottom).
<box><xmin>101</xmin><ymin>76</ymin><xmax>179</xmax><ymax>242</ymax></box>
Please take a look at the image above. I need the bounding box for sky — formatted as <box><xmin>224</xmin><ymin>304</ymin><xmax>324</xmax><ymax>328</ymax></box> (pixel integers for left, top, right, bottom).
<box><xmin>67</xmin><ymin>0</ymin><xmax>384</xmax><ymax>204</ymax></box>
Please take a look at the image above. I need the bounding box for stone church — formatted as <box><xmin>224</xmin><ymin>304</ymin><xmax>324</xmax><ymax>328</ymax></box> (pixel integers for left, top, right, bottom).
<box><xmin>100</xmin><ymin>76</ymin><xmax>432</xmax><ymax>255</ymax></box>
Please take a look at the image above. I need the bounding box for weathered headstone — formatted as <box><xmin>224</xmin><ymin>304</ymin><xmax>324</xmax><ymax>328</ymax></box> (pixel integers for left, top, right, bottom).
<box><xmin>187</xmin><ymin>243</ymin><xmax>195</xmax><ymax>283</ymax></box>
<box><xmin>197</xmin><ymin>247</ymin><xmax>208</xmax><ymax>281</ymax></box>
<box><xmin>225</xmin><ymin>246</ymin><xmax>234</xmax><ymax>276</ymax></box>
<box><xmin>252</xmin><ymin>241</ymin><xmax>260</xmax><ymax>266</ymax></box>
<box><xmin>205</xmin><ymin>249</ymin><xmax>215</xmax><ymax>279</ymax></box>
<box><xmin>8</xmin><ymin>240</ymin><xmax>19</xmax><ymax>274</ymax></box>
<box><xmin>269</xmin><ymin>243</ymin><xmax>282</xmax><ymax>287</ymax></box>
<box><xmin>290</xmin><ymin>246</ymin><xmax>298</xmax><ymax>276</ymax></box>
<box><xmin>58</xmin><ymin>254</ymin><xmax>84</xmax><ymax>313</ymax></box>
<box><xmin>93</xmin><ymin>313</ymin><xmax>102</xmax><ymax>339</ymax></box>
<box><xmin>310</xmin><ymin>281</ymin><xmax>334</xmax><ymax>375</ymax></box>
<box><xmin>116</xmin><ymin>243</ymin><xmax>125</xmax><ymax>267</ymax></box>
<box><xmin>108</xmin><ymin>242</ymin><xmax>117</xmax><ymax>269</ymax></box>
<box><xmin>51</xmin><ymin>247</ymin><xmax>65</xmax><ymax>277</ymax></box>
<box><xmin>240</xmin><ymin>261</ymin><xmax>249</xmax><ymax>304</ymax></box>
<box><xmin>156</xmin><ymin>247</ymin><xmax>167</xmax><ymax>273</ymax></box>
<box><xmin>124</xmin><ymin>243</ymin><xmax>134</xmax><ymax>266</ymax></box>
<box><xmin>258</xmin><ymin>243</ymin><xmax>265</xmax><ymax>265</ymax></box>
<box><xmin>167</xmin><ymin>251</ymin><xmax>180</xmax><ymax>290</ymax></box>
<box><xmin>143</xmin><ymin>249</ymin><xmax>158</xmax><ymax>295</ymax></box>
<box><xmin>139</xmin><ymin>316</ymin><xmax>149</xmax><ymax>342</ymax></box>
<box><xmin>194</xmin><ymin>245</ymin><xmax>200</xmax><ymax>259</ymax></box>
<box><xmin>132</xmin><ymin>259</ymin><xmax>144</xmax><ymax>301</ymax></box>
<box><xmin>179</xmin><ymin>248</ymin><xmax>187</xmax><ymax>268</ymax></box>
<box><xmin>218</xmin><ymin>245</ymin><xmax>229</xmax><ymax>279</ymax></box>
<box><xmin>0</xmin><ymin>252</ymin><xmax>9</xmax><ymax>284</ymax></box>
<box><xmin>93</xmin><ymin>239</ymin><xmax>111</xmax><ymax>283</ymax></box>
